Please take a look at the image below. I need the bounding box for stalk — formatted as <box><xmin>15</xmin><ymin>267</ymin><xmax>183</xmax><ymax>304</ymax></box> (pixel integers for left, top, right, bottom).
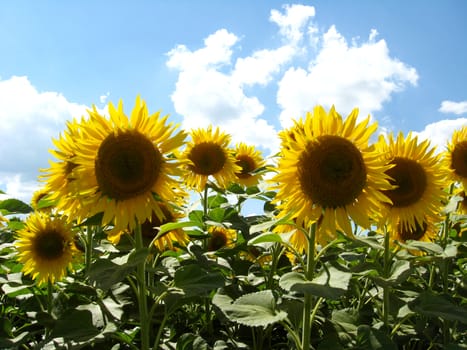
<box><xmin>383</xmin><ymin>226</ymin><xmax>391</xmax><ymax>330</ymax></box>
<box><xmin>134</xmin><ymin>223</ymin><xmax>150</xmax><ymax>350</ymax></box>
<box><xmin>301</xmin><ymin>222</ymin><xmax>317</xmax><ymax>350</ymax></box>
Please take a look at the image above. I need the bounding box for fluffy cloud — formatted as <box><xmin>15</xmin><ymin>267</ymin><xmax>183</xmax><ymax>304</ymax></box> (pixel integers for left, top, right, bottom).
<box><xmin>0</xmin><ymin>76</ymin><xmax>89</xmax><ymax>202</ymax></box>
<box><xmin>439</xmin><ymin>100</ymin><xmax>467</xmax><ymax>115</ymax></box>
<box><xmin>166</xmin><ymin>5</ymin><xmax>317</xmax><ymax>154</ymax></box>
<box><xmin>277</xmin><ymin>26</ymin><xmax>419</xmax><ymax>127</ymax></box>
<box><xmin>414</xmin><ymin>117</ymin><xmax>467</xmax><ymax>152</ymax></box>
<box><xmin>167</xmin><ymin>4</ymin><xmax>419</xmax><ymax>155</ymax></box>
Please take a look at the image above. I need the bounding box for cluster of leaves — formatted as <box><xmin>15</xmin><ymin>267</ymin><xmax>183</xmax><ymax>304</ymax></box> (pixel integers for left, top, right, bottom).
<box><xmin>0</xmin><ymin>182</ymin><xmax>466</xmax><ymax>350</ymax></box>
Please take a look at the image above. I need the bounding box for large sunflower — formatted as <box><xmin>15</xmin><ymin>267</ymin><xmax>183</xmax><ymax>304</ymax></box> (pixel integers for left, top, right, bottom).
<box><xmin>444</xmin><ymin>125</ymin><xmax>467</xmax><ymax>188</ymax></box>
<box><xmin>70</xmin><ymin>97</ymin><xmax>187</xmax><ymax>233</ymax></box>
<box><xmin>271</xmin><ymin>106</ymin><xmax>393</xmax><ymax>239</ymax></box>
<box><xmin>15</xmin><ymin>212</ymin><xmax>78</xmax><ymax>285</ymax></box>
<box><xmin>179</xmin><ymin>126</ymin><xmax>240</xmax><ymax>192</ymax></box>
<box><xmin>233</xmin><ymin>142</ymin><xmax>265</xmax><ymax>187</ymax></box>
<box><xmin>376</xmin><ymin>132</ymin><xmax>448</xmax><ymax>232</ymax></box>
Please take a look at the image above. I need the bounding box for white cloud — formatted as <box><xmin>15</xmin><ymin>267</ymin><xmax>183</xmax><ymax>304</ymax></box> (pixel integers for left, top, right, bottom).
<box><xmin>439</xmin><ymin>100</ymin><xmax>467</xmax><ymax>115</ymax></box>
<box><xmin>0</xmin><ymin>76</ymin><xmax>89</xmax><ymax>202</ymax></box>
<box><xmin>277</xmin><ymin>25</ymin><xmax>419</xmax><ymax>127</ymax></box>
<box><xmin>414</xmin><ymin>117</ymin><xmax>467</xmax><ymax>152</ymax></box>
<box><xmin>270</xmin><ymin>4</ymin><xmax>316</xmax><ymax>44</ymax></box>
<box><xmin>166</xmin><ymin>5</ymin><xmax>317</xmax><ymax>154</ymax></box>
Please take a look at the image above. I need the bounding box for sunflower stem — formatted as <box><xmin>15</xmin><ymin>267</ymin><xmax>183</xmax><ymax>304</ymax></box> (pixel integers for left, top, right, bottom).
<box><xmin>301</xmin><ymin>222</ymin><xmax>317</xmax><ymax>350</ymax></box>
<box><xmin>383</xmin><ymin>226</ymin><xmax>391</xmax><ymax>331</ymax></box>
<box><xmin>46</xmin><ymin>279</ymin><xmax>53</xmax><ymax>315</ymax></box>
<box><xmin>134</xmin><ymin>223</ymin><xmax>150</xmax><ymax>350</ymax></box>
<box><xmin>85</xmin><ymin>225</ymin><xmax>93</xmax><ymax>276</ymax></box>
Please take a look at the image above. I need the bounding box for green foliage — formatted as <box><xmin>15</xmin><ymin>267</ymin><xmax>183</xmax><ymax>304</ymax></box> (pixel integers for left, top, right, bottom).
<box><xmin>0</xmin><ymin>179</ymin><xmax>466</xmax><ymax>349</ymax></box>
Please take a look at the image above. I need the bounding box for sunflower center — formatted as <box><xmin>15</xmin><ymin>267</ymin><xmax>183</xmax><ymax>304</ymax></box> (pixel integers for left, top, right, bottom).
<box><xmin>208</xmin><ymin>229</ymin><xmax>228</xmax><ymax>251</ymax></box>
<box><xmin>384</xmin><ymin>157</ymin><xmax>426</xmax><ymax>207</ymax></box>
<box><xmin>189</xmin><ymin>142</ymin><xmax>226</xmax><ymax>175</ymax></box>
<box><xmin>398</xmin><ymin>220</ymin><xmax>428</xmax><ymax>241</ymax></box>
<box><xmin>298</xmin><ymin>135</ymin><xmax>367</xmax><ymax>208</ymax></box>
<box><xmin>95</xmin><ymin>131</ymin><xmax>162</xmax><ymax>200</ymax></box>
<box><xmin>236</xmin><ymin>155</ymin><xmax>255</xmax><ymax>179</ymax></box>
<box><xmin>451</xmin><ymin>141</ymin><xmax>467</xmax><ymax>178</ymax></box>
<box><xmin>35</xmin><ymin>230</ymin><xmax>66</xmax><ymax>259</ymax></box>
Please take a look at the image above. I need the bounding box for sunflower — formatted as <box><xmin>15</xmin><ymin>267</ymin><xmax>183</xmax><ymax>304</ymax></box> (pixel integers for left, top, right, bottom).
<box><xmin>233</xmin><ymin>142</ymin><xmax>265</xmax><ymax>187</ymax></box>
<box><xmin>273</xmin><ymin>222</ymin><xmax>308</xmax><ymax>264</ymax></box>
<box><xmin>0</xmin><ymin>213</ymin><xmax>7</xmax><ymax>226</ymax></box>
<box><xmin>113</xmin><ymin>203</ymin><xmax>190</xmax><ymax>251</ymax></box>
<box><xmin>271</xmin><ymin>106</ymin><xmax>393</xmax><ymax>239</ymax></box>
<box><xmin>15</xmin><ymin>212</ymin><xmax>78</xmax><ymax>285</ymax></box>
<box><xmin>207</xmin><ymin>225</ymin><xmax>237</xmax><ymax>251</ymax></box>
<box><xmin>41</xmin><ymin>117</ymin><xmax>87</xmax><ymax>218</ymax></box>
<box><xmin>376</xmin><ymin>132</ymin><xmax>448</xmax><ymax>232</ymax></box>
<box><xmin>69</xmin><ymin>97</ymin><xmax>187</xmax><ymax>233</ymax></box>
<box><xmin>179</xmin><ymin>126</ymin><xmax>240</xmax><ymax>192</ymax></box>
<box><xmin>444</xmin><ymin>125</ymin><xmax>467</xmax><ymax>188</ymax></box>
<box><xmin>390</xmin><ymin>216</ymin><xmax>439</xmax><ymax>245</ymax></box>
<box><xmin>31</xmin><ymin>187</ymin><xmax>53</xmax><ymax>213</ymax></box>
<box><xmin>278</xmin><ymin>118</ymin><xmax>306</xmax><ymax>150</ymax></box>
<box><xmin>456</xmin><ymin>189</ymin><xmax>467</xmax><ymax>215</ymax></box>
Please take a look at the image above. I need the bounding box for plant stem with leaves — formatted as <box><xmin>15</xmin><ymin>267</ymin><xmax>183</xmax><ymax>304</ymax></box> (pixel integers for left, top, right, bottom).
<box><xmin>301</xmin><ymin>222</ymin><xmax>317</xmax><ymax>350</ymax></box>
<box><xmin>134</xmin><ymin>223</ymin><xmax>150</xmax><ymax>350</ymax></box>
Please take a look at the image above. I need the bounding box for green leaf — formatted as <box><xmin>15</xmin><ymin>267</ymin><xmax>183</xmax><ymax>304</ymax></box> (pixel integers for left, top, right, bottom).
<box><xmin>249</xmin><ymin>214</ymin><xmax>291</xmax><ymax>235</ymax></box>
<box><xmin>409</xmin><ymin>291</ymin><xmax>467</xmax><ymax>324</ymax></box>
<box><xmin>176</xmin><ymin>333</ymin><xmax>209</xmax><ymax>350</ymax></box>
<box><xmin>88</xmin><ymin>259</ymin><xmax>134</xmax><ymax>290</ymax></box>
<box><xmin>51</xmin><ymin>309</ymin><xmax>99</xmax><ymax>341</ymax></box>
<box><xmin>213</xmin><ymin>290</ymin><xmax>287</xmax><ymax>327</ymax></box>
<box><xmin>174</xmin><ymin>264</ymin><xmax>225</xmax><ymax>297</ymax></box>
<box><xmin>0</xmin><ymin>199</ymin><xmax>32</xmax><ymax>214</ymax></box>
<box><xmin>248</xmin><ymin>232</ymin><xmax>284</xmax><ymax>245</ymax></box>
<box><xmin>208</xmin><ymin>194</ymin><xmax>228</xmax><ymax>208</ymax></box>
<box><xmin>372</xmin><ymin>260</ymin><xmax>412</xmax><ymax>288</ymax></box>
<box><xmin>398</xmin><ymin>240</ymin><xmax>444</xmax><ymax>255</ymax></box>
<box><xmin>158</xmin><ymin>221</ymin><xmax>196</xmax><ymax>236</ymax></box>
<box><xmin>279</xmin><ymin>265</ymin><xmax>352</xmax><ymax>299</ymax></box>
<box><xmin>357</xmin><ymin>325</ymin><xmax>397</xmax><ymax>350</ymax></box>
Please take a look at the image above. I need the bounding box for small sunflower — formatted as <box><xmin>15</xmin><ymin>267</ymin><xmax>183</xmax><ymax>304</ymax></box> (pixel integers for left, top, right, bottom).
<box><xmin>233</xmin><ymin>142</ymin><xmax>265</xmax><ymax>187</ymax></box>
<box><xmin>138</xmin><ymin>204</ymin><xmax>189</xmax><ymax>251</ymax></box>
<box><xmin>390</xmin><ymin>216</ymin><xmax>439</xmax><ymax>245</ymax></box>
<box><xmin>271</xmin><ymin>106</ymin><xmax>393</xmax><ymax>239</ymax></box>
<box><xmin>31</xmin><ymin>187</ymin><xmax>53</xmax><ymax>212</ymax></box>
<box><xmin>376</xmin><ymin>132</ymin><xmax>448</xmax><ymax>232</ymax></box>
<box><xmin>179</xmin><ymin>126</ymin><xmax>240</xmax><ymax>192</ymax></box>
<box><xmin>273</xmin><ymin>222</ymin><xmax>308</xmax><ymax>264</ymax></box>
<box><xmin>278</xmin><ymin>118</ymin><xmax>306</xmax><ymax>150</ymax></box>
<box><xmin>444</xmin><ymin>125</ymin><xmax>467</xmax><ymax>188</ymax></box>
<box><xmin>15</xmin><ymin>212</ymin><xmax>78</xmax><ymax>285</ymax></box>
<box><xmin>69</xmin><ymin>97</ymin><xmax>187</xmax><ymax>233</ymax></box>
<box><xmin>207</xmin><ymin>226</ymin><xmax>237</xmax><ymax>251</ymax></box>
<box><xmin>41</xmin><ymin>117</ymin><xmax>87</xmax><ymax>218</ymax></box>
<box><xmin>456</xmin><ymin>189</ymin><xmax>467</xmax><ymax>215</ymax></box>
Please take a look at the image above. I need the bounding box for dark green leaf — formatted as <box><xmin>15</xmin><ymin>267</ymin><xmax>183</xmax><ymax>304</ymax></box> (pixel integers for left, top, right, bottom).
<box><xmin>174</xmin><ymin>264</ymin><xmax>224</xmax><ymax>297</ymax></box>
<box><xmin>88</xmin><ymin>259</ymin><xmax>133</xmax><ymax>290</ymax></box>
<box><xmin>213</xmin><ymin>290</ymin><xmax>287</xmax><ymax>327</ymax></box>
<box><xmin>0</xmin><ymin>199</ymin><xmax>32</xmax><ymax>214</ymax></box>
<box><xmin>279</xmin><ymin>265</ymin><xmax>352</xmax><ymax>299</ymax></box>
<box><xmin>409</xmin><ymin>291</ymin><xmax>467</xmax><ymax>324</ymax></box>
<box><xmin>357</xmin><ymin>325</ymin><xmax>397</xmax><ymax>350</ymax></box>
<box><xmin>51</xmin><ymin>309</ymin><xmax>99</xmax><ymax>341</ymax></box>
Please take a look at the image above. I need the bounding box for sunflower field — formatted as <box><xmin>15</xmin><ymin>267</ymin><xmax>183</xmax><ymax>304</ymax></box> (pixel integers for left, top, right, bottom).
<box><xmin>0</xmin><ymin>98</ymin><xmax>466</xmax><ymax>350</ymax></box>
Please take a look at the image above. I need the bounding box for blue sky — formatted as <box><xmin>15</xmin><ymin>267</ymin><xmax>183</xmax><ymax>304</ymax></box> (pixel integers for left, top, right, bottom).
<box><xmin>0</xmin><ymin>0</ymin><xmax>466</xmax><ymax>203</ymax></box>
